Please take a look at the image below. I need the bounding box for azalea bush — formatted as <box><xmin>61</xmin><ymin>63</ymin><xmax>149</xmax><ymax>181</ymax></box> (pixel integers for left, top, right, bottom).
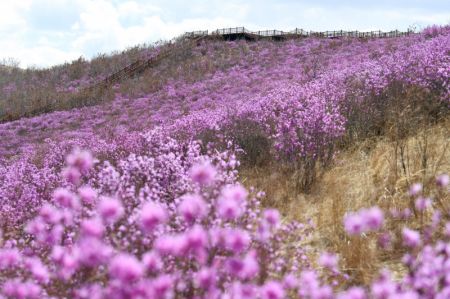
<box><xmin>0</xmin><ymin>147</ymin><xmax>448</xmax><ymax>298</ymax></box>
<box><xmin>0</xmin><ymin>148</ymin><xmax>314</xmax><ymax>298</ymax></box>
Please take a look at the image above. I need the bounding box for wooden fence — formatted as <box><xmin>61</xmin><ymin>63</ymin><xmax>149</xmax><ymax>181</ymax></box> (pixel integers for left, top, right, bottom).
<box><xmin>183</xmin><ymin>27</ymin><xmax>413</xmax><ymax>40</ymax></box>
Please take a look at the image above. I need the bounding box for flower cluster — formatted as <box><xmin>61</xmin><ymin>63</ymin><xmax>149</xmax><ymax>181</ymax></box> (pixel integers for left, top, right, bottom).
<box><xmin>344</xmin><ymin>206</ymin><xmax>384</xmax><ymax>235</ymax></box>
<box><xmin>0</xmin><ymin>145</ymin><xmax>449</xmax><ymax>298</ymax></box>
<box><xmin>0</xmin><ymin>149</ymin><xmax>313</xmax><ymax>298</ymax></box>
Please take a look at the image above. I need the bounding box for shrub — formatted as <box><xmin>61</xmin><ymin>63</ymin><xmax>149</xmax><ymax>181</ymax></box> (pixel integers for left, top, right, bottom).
<box><xmin>0</xmin><ymin>148</ymin><xmax>312</xmax><ymax>298</ymax></box>
<box><xmin>0</xmin><ymin>145</ymin><xmax>449</xmax><ymax>298</ymax></box>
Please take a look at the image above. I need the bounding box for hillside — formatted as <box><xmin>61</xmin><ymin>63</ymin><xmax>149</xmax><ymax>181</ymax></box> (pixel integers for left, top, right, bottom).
<box><xmin>0</xmin><ymin>27</ymin><xmax>413</xmax><ymax>123</ymax></box>
<box><xmin>1</xmin><ymin>27</ymin><xmax>448</xmax><ymax>158</ymax></box>
<box><xmin>0</xmin><ymin>25</ymin><xmax>449</xmax><ymax>298</ymax></box>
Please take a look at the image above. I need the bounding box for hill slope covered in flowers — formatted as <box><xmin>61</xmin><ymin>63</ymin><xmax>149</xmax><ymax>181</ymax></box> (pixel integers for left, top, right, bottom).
<box><xmin>0</xmin><ymin>26</ymin><xmax>449</xmax><ymax>298</ymax></box>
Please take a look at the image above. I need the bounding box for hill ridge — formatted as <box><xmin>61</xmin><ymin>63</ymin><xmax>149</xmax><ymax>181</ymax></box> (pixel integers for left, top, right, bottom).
<box><xmin>85</xmin><ymin>26</ymin><xmax>414</xmax><ymax>95</ymax></box>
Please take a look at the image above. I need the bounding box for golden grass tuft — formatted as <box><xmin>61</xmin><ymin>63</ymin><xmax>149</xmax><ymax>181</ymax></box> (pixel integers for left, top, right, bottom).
<box><xmin>240</xmin><ymin>118</ymin><xmax>449</xmax><ymax>286</ymax></box>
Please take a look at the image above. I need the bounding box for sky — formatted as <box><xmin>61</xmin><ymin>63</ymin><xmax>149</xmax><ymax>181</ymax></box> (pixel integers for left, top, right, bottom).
<box><xmin>1</xmin><ymin>0</ymin><xmax>449</xmax><ymax>68</ymax></box>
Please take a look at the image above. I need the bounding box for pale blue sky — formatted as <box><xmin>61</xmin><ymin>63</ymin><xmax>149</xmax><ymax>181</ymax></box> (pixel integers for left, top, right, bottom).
<box><xmin>1</xmin><ymin>0</ymin><xmax>448</xmax><ymax>68</ymax></box>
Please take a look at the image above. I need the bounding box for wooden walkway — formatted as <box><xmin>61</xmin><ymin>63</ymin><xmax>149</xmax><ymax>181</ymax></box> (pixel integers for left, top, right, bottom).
<box><xmin>83</xmin><ymin>35</ymin><xmax>206</xmax><ymax>93</ymax></box>
<box><xmin>184</xmin><ymin>27</ymin><xmax>413</xmax><ymax>41</ymax></box>
<box><xmin>83</xmin><ymin>27</ymin><xmax>413</xmax><ymax>93</ymax></box>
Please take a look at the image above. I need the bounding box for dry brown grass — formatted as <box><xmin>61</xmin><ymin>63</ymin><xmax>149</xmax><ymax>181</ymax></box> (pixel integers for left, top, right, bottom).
<box><xmin>0</xmin><ymin>40</ymin><xmax>252</xmax><ymax>123</ymax></box>
<box><xmin>240</xmin><ymin>118</ymin><xmax>449</xmax><ymax>285</ymax></box>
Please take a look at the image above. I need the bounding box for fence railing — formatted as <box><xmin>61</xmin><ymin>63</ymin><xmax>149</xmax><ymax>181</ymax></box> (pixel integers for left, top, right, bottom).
<box><xmin>83</xmin><ymin>35</ymin><xmax>206</xmax><ymax>92</ymax></box>
<box><xmin>184</xmin><ymin>27</ymin><xmax>414</xmax><ymax>39</ymax></box>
